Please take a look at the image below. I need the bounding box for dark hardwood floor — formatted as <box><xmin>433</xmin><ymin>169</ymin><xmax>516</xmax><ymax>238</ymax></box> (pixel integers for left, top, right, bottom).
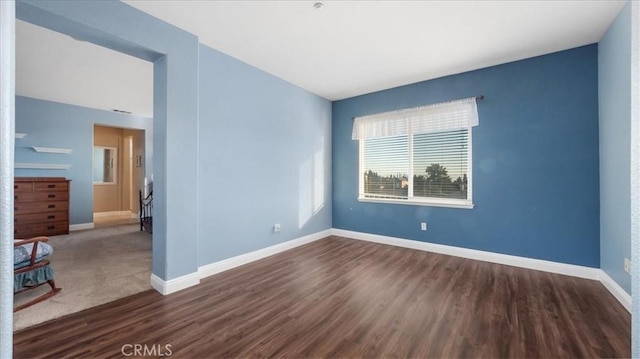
<box><xmin>14</xmin><ymin>236</ymin><xmax>630</xmax><ymax>358</ymax></box>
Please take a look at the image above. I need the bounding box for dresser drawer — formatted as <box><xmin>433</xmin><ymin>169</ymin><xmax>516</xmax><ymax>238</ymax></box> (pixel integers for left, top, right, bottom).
<box><xmin>14</xmin><ymin>191</ymin><xmax>69</xmax><ymax>202</ymax></box>
<box><xmin>15</xmin><ymin>211</ymin><xmax>67</xmax><ymax>225</ymax></box>
<box><xmin>14</xmin><ymin>182</ymin><xmax>33</xmax><ymax>192</ymax></box>
<box><xmin>15</xmin><ymin>201</ymin><xmax>68</xmax><ymax>215</ymax></box>
<box><xmin>15</xmin><ymin>221</ymin><xmax>69</xmax><ymax>239</ymax></box>
<box><xmin>35</xmin><ymin>181</ymin><xmax>69</xmax><ymax>192</ymax></box>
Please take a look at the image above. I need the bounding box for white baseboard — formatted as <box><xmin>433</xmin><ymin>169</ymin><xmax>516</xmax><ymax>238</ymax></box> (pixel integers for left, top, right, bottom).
<box><xmin>150</xmin><ymin>272</ymin><xmax>200</xmax><ymax>296</ymax></box>
<box><xmin>150</xmin><ymin>228</ymin><xmax>332</xmax><ymax>296</ymax></box>
<box><xmin>331</xmin><ymin>229</ymin><xmax>630</xmax><ymax>312</ymax></box>
<box><xmin>69</xmin><ymin>223</ymin><xmax>94</xmax><ymax>231</ymax></box>
<box><xmin>598</xmin><ymin>270</ymin><xmax>631</xmax><ymax>312</ymax></box>
<box><xmin>332</xmin><ymin>229</ymin><xmax>601</xmax><ymax>280</ymax></box>
<box><xmin>199</xmin><ymin>229</ymin><xmax>333</xmax><ymax>279</ymax></box>
<box><xmin>93</xmin><ymin>211</ymin><xmax>134</xmax><ymax>219</ymax></box>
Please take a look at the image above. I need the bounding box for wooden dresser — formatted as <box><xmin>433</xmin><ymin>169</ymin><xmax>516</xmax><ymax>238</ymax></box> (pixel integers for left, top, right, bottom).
<box><xmin>14</xmin><ymin>177</ymin><xmax>70</xmax><ymax>238</ymax></box>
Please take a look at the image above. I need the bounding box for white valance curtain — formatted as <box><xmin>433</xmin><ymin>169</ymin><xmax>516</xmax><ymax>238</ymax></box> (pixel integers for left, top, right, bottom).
<box><xmin>352</xmin><ymin>97</ymin><xmax>479</xmax><ymax>140</ymax></box>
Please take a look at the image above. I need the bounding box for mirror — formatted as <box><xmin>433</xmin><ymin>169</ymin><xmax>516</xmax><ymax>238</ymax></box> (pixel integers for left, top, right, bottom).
<box><xmin>93</xmin><ymin>146</ymin><xmax>117</xmax><ymax>184</ymax></box>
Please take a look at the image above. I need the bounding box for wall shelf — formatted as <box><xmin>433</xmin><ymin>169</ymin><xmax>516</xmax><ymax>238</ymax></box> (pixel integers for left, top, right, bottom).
<box><xmin>15</xmin><ymin>133</ymin><xmax>27</xmax><ymax>139</ymax></box>
<box><xmin>15</xmin><ymin>163</ymin><xmax>71</xmax><ymax>170</ymax></box>
<box><xmin>31</xmin><ymin>146</ymin><xmax>73</xmax><ymax>154</ymax></box>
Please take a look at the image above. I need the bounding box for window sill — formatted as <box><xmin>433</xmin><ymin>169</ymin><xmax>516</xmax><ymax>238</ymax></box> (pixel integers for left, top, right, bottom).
<box><xmin>358</xmin><ymin>197</ymin><xmax>474</xmax><ymax>209</ymax></box>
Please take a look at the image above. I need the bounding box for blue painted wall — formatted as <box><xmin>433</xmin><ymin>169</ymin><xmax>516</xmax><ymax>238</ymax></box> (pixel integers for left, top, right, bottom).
<box><xmin>197</xmin><ymin>45</ymin><xmax>332</xmax><ymax>266</ymax></box>
<box><xmin>15</xmin><ymin>96</ymin><xmax>152</xmax><ymax>225</ymax></box>
<box><xmin>333</xmin><ymin>45</ymin><xmax>600</xmax><ymax>267</ymax></box>
<box><xmin>599</xmin><ymin>2</ymin><xmax>632</xmax><ymax>294</ymax></box>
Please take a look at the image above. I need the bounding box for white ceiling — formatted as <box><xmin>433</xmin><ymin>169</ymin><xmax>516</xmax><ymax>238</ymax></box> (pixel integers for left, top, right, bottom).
<box><xmin>16</xmin><ymin>20</ymin><xmax>153</xmax><ymax>117</ymax></box>
<box><xmin>16</xmin><ymin>1</ymin><xmax>626</xmax><ymax>117</ymax></box>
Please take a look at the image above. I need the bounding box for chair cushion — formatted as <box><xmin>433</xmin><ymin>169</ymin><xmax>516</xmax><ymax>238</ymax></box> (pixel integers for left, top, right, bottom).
<box><xmin>14</xmin><ymin>241</ymin><xmax>53</xmax><ymax>269</ymax></box>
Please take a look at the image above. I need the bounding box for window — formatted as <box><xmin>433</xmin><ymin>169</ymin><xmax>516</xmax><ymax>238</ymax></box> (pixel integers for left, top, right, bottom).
<box><xmin>353</xmin><ymin>97</ymin><xmax>479</xmax><ymax>208</ymax></box>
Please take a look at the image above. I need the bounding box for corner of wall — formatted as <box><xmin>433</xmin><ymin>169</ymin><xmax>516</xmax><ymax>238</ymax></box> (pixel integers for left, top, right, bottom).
<box><xmin>597</xmin><ymin>0</ymin><xmax>632</xmax><ymax>295</ymax></box>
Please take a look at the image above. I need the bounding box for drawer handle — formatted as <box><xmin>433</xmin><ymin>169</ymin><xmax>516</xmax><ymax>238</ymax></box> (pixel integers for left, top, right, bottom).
<box><xmin>48</xmin><ymin>184</ymin><xmax>55</xmax><ymax>188</ymax></box>
<box><xmin>48</xmin><ymin>194</ymin><xmax>56</xmax><ymax>198</ymax></box>
<box><xmin>48</xmin><ymin>204</ymin><xmax>55</xmax><ymax>209</ymax></box>
<box><xmin>47</xmin><ymin>225</ymin><xmax>55</xmax><ymax>230</ymax></box>
<box><xmin>47</xmin><ymin>215</ymin><xmax>55</xmax><ymax>219</ymax></box>
<box><xmin>14</xmin><ymin>185</ymin><xmax>17</xmax><ymax>189</ymax></box>
<box><xmin>14</xmin><ymin>207</ymin><xmax>17</xmax><ymax>211</ymax></box>
<box><xmin>14</xmin><ymin>195</ymin><xmax>17</xmax><ymax>200</ymax></box>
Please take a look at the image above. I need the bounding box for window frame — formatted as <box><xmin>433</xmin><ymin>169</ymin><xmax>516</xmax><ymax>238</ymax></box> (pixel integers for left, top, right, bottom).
<box><xmin>357</xmin><ymin>126</ymin><xmax>474</xmax><ymax>209</ymax></box>
<box><xmin>93</xmin><ymin>146</ymin><xmax>118</xmax><ymax>185</ymax></box>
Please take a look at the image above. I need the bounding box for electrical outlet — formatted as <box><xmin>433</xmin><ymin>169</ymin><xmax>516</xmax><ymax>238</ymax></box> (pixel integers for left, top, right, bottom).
<box><xmin>624</xmin><ymin>258</ymin><xmax>631</xmax><ymax>274</ymax></box>
<box><xmin>273</xmin><ymin>224</ymin><xmax>281</xmax><ymax>233</ymax></box>
<box><xmin>420</xmin><ymin>222</ymin><xmax>427</xmax><ymax>231</ymax></box>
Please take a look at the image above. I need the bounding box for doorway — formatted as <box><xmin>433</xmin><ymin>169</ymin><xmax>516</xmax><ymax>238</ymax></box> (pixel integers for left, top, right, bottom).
<box><xmin>93</xmin><ymin>124</ymin><xmax>145</xmax><ymax>227</ymax></box>
<box><xmin>14</xmin><ymin>0</ymin><xmax>201</xmax><ymax>308</ymax></box>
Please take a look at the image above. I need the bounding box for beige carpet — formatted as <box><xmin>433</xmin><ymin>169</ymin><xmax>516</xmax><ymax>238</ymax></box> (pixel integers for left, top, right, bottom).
<box><xmin>13</xmin><ymin>224</ymin><xmax>152</xmax><ymax>331</ymax></box>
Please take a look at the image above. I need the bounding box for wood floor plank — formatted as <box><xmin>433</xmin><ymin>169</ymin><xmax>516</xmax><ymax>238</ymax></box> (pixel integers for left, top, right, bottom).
<box><xmin>14</xmin><ymin>236</ymin><xmax>631</xmax><ymax>358</ymax></box>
